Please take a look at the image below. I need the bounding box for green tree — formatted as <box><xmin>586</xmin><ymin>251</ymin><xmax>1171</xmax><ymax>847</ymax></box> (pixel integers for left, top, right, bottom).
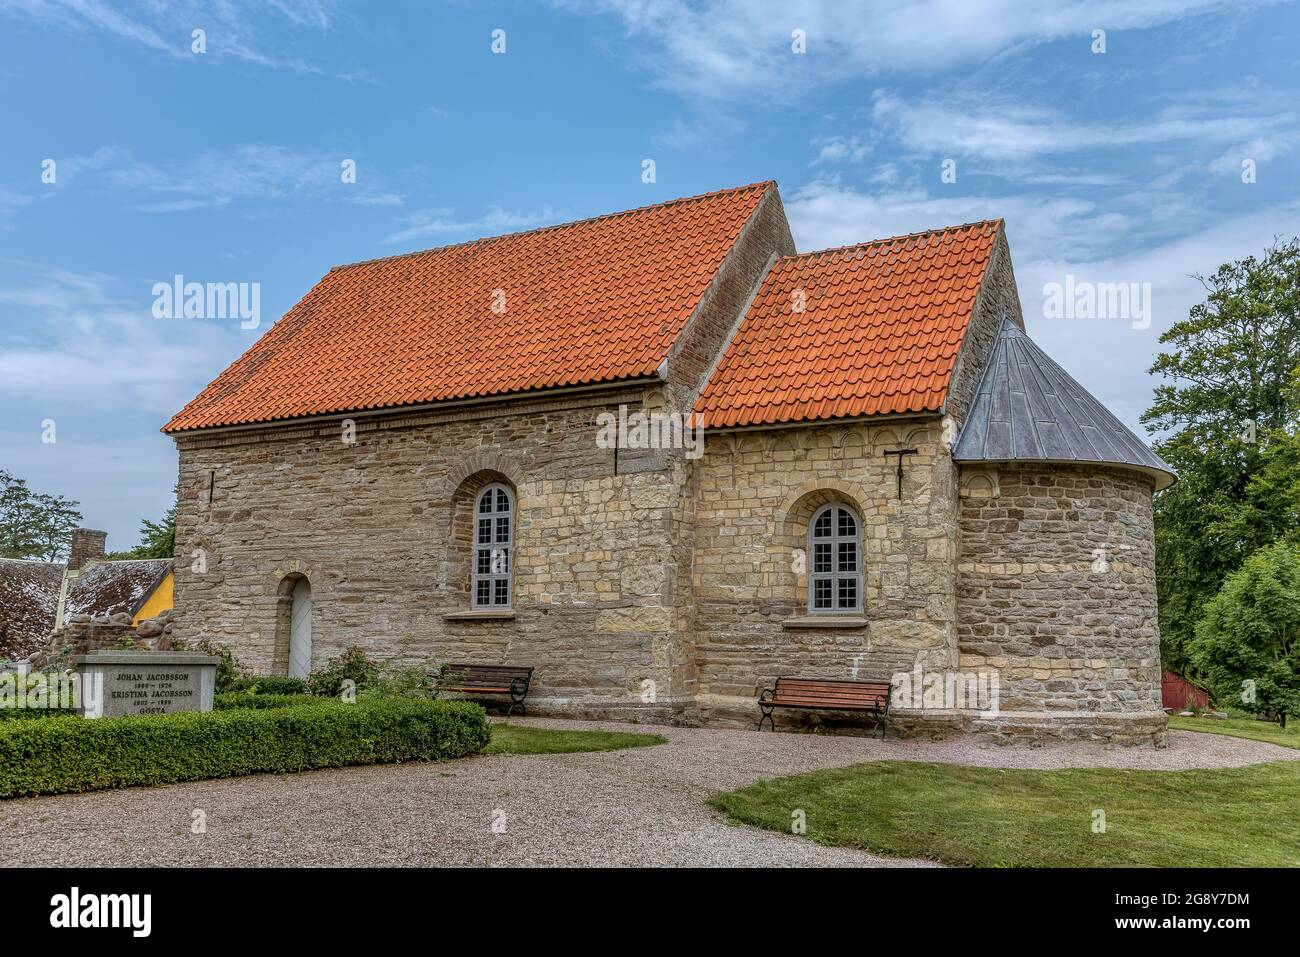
<box><xmin>1142</xmin><ymin>238</ymin><xmax>1300</xmax><ymax>670</ymax></box>
<box><xmin>0</xmin><ymin>469</ymin><xmax>83</xmax><ymax>561</ymax></box>
<box><xmin>1190</xmin><ymin>541</ymin><xmax>1300</xmax><ymax>727</ymax></box>
<box><xmin>106</xmin><ymin>487</ymin><xmax>177</xmax><ymax>560</ymax></box>
<box><xmin>27</xmin><ymin>492</ymin><xmax>84</xmax><ymax>562</ymax></box>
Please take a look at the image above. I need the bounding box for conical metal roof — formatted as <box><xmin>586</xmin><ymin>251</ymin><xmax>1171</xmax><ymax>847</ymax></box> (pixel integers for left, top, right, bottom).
<box><xmin>952</xmin><ymin>317</ymin><xmax>1176</xmax><ymax>490</ymax></box>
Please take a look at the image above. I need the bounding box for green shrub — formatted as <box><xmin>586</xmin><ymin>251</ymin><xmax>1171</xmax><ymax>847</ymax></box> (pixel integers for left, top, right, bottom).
<box><xmin>359</xmin><ymin>666</ymin><xmax>431</xmax><ymax>701</ymax></box>
<box><xmin>307</xmin><ymin>646</ymin><xmax>380</xmax><ymax>697</ymax></box>
<box><xmin>1191</xmin><ymin>540</ymin><xmax>1300</xmax><ymax>725</ymax></box>
<box><xmin>171</xmin><ymin>637</ymin><xmax>247</xmax><ymax>693</ymax></box>
<box><xmin>226</xmin><ymin>675</ymin><xmax>312</xmax><ymax>696</ymax></box>
<box><xmin>0</xmin><ymin>698</ymin><xmax>489</xmax><ymax>798</ymax></box>
<box><xmin>214</xmin><ymin>692</ymin><xmax>327</xmax><ymax>710</ymax></box>
<box><xmin>0</xmin><ymin>706</ymin><xmax>77</xmax><ymax>720</ymax></box>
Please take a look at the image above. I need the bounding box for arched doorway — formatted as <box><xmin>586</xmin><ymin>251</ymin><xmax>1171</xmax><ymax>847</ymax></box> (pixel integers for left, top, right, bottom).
<box><xmin>288</xmin><ymin>577</ymin><xmax>313</xmax><ymax>678</ymax></box>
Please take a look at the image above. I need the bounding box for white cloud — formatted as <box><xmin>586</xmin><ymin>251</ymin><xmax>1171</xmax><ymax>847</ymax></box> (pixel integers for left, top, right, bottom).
<box><xmin>782</xmin><ymin>178</ymin><xmax>1300</xmax><ymax>436</ymax></box>
<box><xmin>55</xmin><ymin>144</ymin><xmax>403</xmax><ymax>212</ymax></box>
<box><xmin>555</xmin><ymin>0</ymin><xmax>1270</xmax><ymax>100</ymax></box>
<box><xmin>870</xmin><ymin>92</ymin><xmax>1299</xmax><ymax>163</ymax></box>
<box><xmin>0</xmin><ymin>264</ymin><xmax>250</xmax><ymax>414</ymax></box>
<box><xmin>383</xmin><ymin>206</ymin><xmax>559</xmax><ymax>247</ymax></box>
<box><xmin>0</xmin><ymin>0</ymin><xmax>345</xmax><ymax>73</ymax></box>
<box><xmin>1207</xmin><ymin>135</ymin><xmax>1299</xmax><ymax>175</ymax></box>
<box><xmin>783</xmin><ymin>179</ymin><xmax>1109</xmax><ymax>261</ymax></box>
<box><xmin>814</xmin><ymin>135</ymin><xmax>871</xmax><ymax>164</ymax></box>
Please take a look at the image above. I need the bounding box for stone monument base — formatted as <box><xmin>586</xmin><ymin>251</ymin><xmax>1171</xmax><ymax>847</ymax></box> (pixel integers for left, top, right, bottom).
<box><xmin>74</xmin><ymin>650</ymin><xmax>219</xmax><ymax>719</ymax></box>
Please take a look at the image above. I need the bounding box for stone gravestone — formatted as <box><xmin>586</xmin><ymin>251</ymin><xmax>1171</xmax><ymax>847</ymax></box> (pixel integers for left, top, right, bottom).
<box><xmin>74</xmin><ymin>650</ymin><xmax>220</xmax><ymax>718</ymax></box>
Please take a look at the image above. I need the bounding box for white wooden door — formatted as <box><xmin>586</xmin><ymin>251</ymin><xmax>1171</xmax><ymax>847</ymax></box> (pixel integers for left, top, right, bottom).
<box><xmin>288</xmin><ymin>578</ymin><xmax>313</xmax><ymax>678</ymax></box>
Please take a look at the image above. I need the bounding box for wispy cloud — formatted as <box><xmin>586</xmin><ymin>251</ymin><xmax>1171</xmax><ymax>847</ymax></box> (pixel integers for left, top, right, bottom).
<box><xmin>383</xmin><ymin>206</ymin><xmax>559</xmax><ymax>247</ymax></box>
<box><xmin>555</xmin><ymin>0</ymin><xmax>1269</xmax><ymax>100</ymax></box>
<box><xmin>54</xmin><ymin>144</ymin><xmax>403</xmax><ymax>212</ymax></box>
<box><xmin>0</xmin><ymin>262</ymin><xmax>248</xmax><ymax>414</ymax></box>
<box><xmin>0</xmin><ymin>0</ymin><xmax>347</xmax><ymax>74</ymax></box>
<box><xmin>869</xmin><ymin>91</ymin><xmax>1300</xmax><ymax>163</ymax></box>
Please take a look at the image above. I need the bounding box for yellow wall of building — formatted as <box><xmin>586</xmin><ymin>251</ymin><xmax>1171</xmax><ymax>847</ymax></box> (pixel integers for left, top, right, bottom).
<box><xmin>132</xmin><ymin>570</ymin><xmax>174</xmax><ymax>625</ymax></box>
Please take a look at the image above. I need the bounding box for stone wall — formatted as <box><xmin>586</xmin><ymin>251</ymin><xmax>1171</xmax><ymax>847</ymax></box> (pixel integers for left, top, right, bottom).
<box><xmin>956</xmin><ymin>464</ymin><xmax>1166</xmax><ymax>744</ymax></box>
<box><xmin>173</xmin><ymin>386</ymin><xmax>702</xmax><ymax>720</ymax></box>
<box><xmin>690</xmin><ymin>416</ymin><xmax>958</xmax><ymax>726</ymax></box>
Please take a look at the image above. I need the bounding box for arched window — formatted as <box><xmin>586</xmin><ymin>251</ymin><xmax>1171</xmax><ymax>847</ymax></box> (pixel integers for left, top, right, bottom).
<box><xmin>808</xmin><ymin>503</ymin><xmax>861</xmax><ymax>613</ymax></box>
<box><xmin>473</xmin><ymin>483</ymin><xmax>513</xmax><ymax>609</ymax></box>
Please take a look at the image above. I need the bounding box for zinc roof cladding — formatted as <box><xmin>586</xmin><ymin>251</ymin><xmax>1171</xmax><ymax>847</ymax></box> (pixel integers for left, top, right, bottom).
<box><xmin>692</xmin><ymin>220</ymin><xmax>1001</xmax><ymax>429</ymax></box>
<box><xmin>953</xmin><ymin>317</ymin><xmax>1177</xmax><ymax>490</ymax></box>
<box><xmin>163</xmin><ymin>182</ymin><xmax>774</xmax><ymax>433</ymax></box>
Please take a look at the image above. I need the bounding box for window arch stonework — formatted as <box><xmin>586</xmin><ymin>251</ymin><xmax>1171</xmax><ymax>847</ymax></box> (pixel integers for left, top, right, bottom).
<box><xmin>447</xmin><ymin>469</ymin><xmax>517</xmax><ymax>611</ymax></box>
<box><xmin>776</xmin><ymin>483</ymin><xmax>872</xmax><ymax>617</ymax></box>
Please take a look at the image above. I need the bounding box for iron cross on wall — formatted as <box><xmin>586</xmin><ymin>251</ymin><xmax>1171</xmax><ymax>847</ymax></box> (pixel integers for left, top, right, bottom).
<box><xmin>883</xmin><ymin>447</ymin><xmax>918</xmax><ymax>500</ymax></box>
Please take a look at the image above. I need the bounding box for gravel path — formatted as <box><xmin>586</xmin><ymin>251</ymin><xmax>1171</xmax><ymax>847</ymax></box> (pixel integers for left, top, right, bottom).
<box><xmin>5</xmin><ymin>719</ymin><xmax>1295</xmax><ymax>867</ymax></box>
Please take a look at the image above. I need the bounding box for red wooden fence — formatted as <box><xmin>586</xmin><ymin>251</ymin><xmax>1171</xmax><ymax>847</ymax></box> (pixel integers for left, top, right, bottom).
<box><xmin>1162</xmin><ymin>671</ymin><xmax>1210</xmax><ymax>710</ymax></box>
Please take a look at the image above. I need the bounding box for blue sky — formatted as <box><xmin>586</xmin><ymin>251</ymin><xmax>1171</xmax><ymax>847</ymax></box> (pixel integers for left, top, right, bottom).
<box><xmin>1</xmin><ymin>0</ymin><xmax>1297</xmax><ymax>550</ymax></box>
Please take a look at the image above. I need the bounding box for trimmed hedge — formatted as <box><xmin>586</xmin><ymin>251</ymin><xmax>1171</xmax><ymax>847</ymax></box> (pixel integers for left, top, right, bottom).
<box><xmin>0</xmin><ymin>706</ymin><xmax>76</xmax><ymax>720</ymax></box>
<box><xmin>0</xmin><ymin>698</ymin><xmax>489</xmax><ymax>798</ymax></box>
<box><xmin>214</xmin><ymin>692</ymin><xmax>327</xmax><ymax>710</ymax></box>
<box><xmin>225</xmin><ymin>675</ymin><xmax>312</xmax><ymax>696</ymax></box>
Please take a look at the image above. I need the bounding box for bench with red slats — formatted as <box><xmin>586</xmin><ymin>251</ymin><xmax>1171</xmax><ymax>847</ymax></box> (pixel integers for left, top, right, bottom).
<box><xmin>757</xmin><ymin>677</ymin><xmax>892</xmax><ymax>738</ymax></box>
<box><xmin>429</xmin><ymin>663</ymin><xmax>534</xmax><ymax>717</ymax></box>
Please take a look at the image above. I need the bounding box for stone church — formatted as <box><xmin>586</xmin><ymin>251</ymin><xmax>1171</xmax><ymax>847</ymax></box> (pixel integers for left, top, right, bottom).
<box><xmin>165</xmin><ymin>181</ymin><xmax>1175</xmax><ymax>744</ymax></box>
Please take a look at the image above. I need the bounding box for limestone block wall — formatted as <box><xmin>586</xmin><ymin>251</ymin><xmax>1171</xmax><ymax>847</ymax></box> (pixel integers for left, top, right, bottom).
<box><xmin>171</xmin><ymin>387</ymin><xmax>699</xmax><ymax>719</ymax></box>
<box><xmin>690</xmin><ymin>417</ymin><xmax>958</xmax><ymax>723</ymax></box>
<box><xmin>956</xmin><ymin>464</ymin><xmax>1165</xmax><ymax>742</ymax></box>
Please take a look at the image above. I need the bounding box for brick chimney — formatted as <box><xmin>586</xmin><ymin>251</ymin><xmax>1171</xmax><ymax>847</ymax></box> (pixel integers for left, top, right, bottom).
<box><xmin>68</xmin><ymin>528</ymin><xmax>107</xmax><ymax>569</ymax></box>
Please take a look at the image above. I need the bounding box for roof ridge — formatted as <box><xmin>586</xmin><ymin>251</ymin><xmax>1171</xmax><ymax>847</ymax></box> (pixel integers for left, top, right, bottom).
<box><xmin>0</xmin><ymin>557</ymin><xmax>63</xmax><ymax>566</ymax></box>
<box><xmin>83</xmin><ymin>558</ymin><xmax>173</xmax><ymax>565</ymax></box>
<box><xmin>785</xmin><ymin>219</ymin><xmax>1003</xmax><ymax>263</ymax></box>
<box><xmin>328</xmin><ymin>180</ymin><xmax>777</xmax><ymax>273</ymax></box>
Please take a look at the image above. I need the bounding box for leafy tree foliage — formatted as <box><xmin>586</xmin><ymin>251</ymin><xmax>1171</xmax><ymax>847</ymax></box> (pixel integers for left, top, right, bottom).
<box><xmin>1142</xmin><ymin>239</ymin><xmax>1300</xmax><ymax>670</ymax></box>
<box><xmin>1190</xmin><ymin>541</ymin><xmax>1300</xmax><ymax>726</ymax></box>
<box><xmin>0</xmin><ymin>470</ymin><xmax>83</xmax><ymax>562</ymax></box>
<box><xmin>105</xmin><ymin>488</ymin><xmax>176</xmax><ymax>561</ymax></box>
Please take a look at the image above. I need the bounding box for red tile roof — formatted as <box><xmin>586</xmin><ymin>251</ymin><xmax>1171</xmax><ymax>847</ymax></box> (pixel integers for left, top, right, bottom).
<box><xmin>164</xmin><ymin>182</ymin><xmax>774</xmax><ymax>433</ymax></box>
<box><xmin>694</xmin><ymin>220</ymin><xmax>1002</xmax><ymax>429</ymax></box>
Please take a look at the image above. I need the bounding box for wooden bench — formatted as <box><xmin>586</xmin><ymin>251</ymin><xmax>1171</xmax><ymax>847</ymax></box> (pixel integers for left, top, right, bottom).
<box><xmin>758</xmin><ymin>677</ymin><xmax>892</xmax><ymax>738</ymax></box>
<box><xmin>429</xmin><ymin>664</ymin><xmax>534</xmax><ymax>717</ymax></box>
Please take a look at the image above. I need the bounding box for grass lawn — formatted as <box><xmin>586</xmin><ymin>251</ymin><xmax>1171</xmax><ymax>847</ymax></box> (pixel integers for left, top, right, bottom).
<box><xmin>484</xmin><ymin>723</ymin><xmax>666</xmax><ymax>755</ymax></box>
<box><xmin>710</xmin><ymin>759</ymin><xmax>1300</xmax><ymax>867</ymax></box>
<box><xmin>1168</xmin><ymin>714</ymin><xmax>1300</xmax><ymax>750</ymax></box>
